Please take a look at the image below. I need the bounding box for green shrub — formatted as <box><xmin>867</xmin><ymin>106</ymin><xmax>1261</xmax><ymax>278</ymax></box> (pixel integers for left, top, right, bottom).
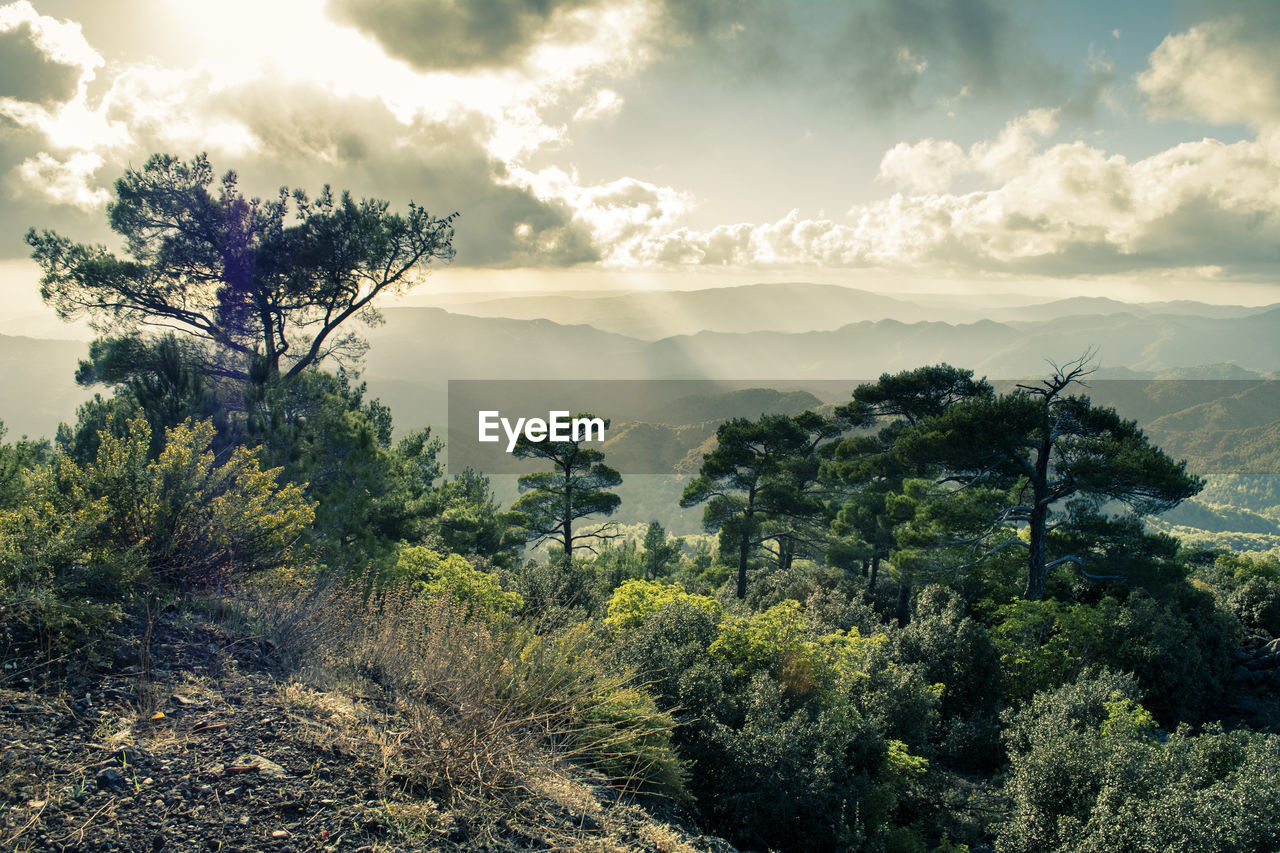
<box><xmin>509</xmin><ymin>553</ymin><xmax>604</xmax><ymax>630</ymax></box>
<box><xmin>393</xmin><ymin>544</ymin><xmax>522</xmax><ymax>620</ymax></box>
<box><xmin>505</xmin><ymin>622</ymin><xmax>688</xmax><ymax>801</ymax></box>
<box><xmin>1227</xmin><ymin>575</ymin><xmax>1280</xmax><ymax>636</ymax></box>
<box><xmin>999</xmin><ymin>669</ymin><xmax>1280</xmax><ymax>853</ymax></box>
<box><xmin>0</xmin><ymin>415</ymin><xmax>313</xmax><ymax>644</ymax></box>
<box><xmin>610</xmin><ymin>593</ymin><xmax>939</xmax><ymax>851</ymax></box>
<box><xmin>698</xmin><ymin>674</ymin><xmax>906</xmax><ymax>851</ymax></box>
<box><xmin>991</xmin><ymin>590</ymin><xmax>1232</xmax><ymax>723</ymax></box>
<box><xmin>895</xmin><ymin>586</ymin><xmax>1003</xmax><ymax>769</ymax></box>
<box><xmin>605</xmin><ymin>578</ymin><xmax>721</xmax><ymax>631</ymax></box>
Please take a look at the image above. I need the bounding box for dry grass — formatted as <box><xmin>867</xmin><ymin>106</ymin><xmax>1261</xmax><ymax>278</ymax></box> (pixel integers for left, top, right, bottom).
<box><xmin>250</xmin><ymin>581</ymin><xmax>686</xmax><ymax>812</ymax></box>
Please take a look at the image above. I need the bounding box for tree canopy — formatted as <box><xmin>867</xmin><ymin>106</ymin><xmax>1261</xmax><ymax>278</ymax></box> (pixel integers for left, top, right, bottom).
<box><xmin>509</xmin><ymin>414</ymin><xmax>622</xmax><ymax>560</ymax></box>
<box><xmin>895</xmin><ymin>357</ymin><xmax>1203</xmax><ymax>599</ymax></box>
<box><xmin>27</xmin><ymin>153</ymin><xmax>456</xmax><ymax>385</ymax></box>
<box><xmin>681</xmin><ymin>411</ymin><xmax>838</xmax><ymax>599</ymax></box>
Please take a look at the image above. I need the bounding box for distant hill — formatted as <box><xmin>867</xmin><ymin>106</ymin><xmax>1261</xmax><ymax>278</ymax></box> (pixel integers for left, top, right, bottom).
<box><xmin>419</xmin><ymin>282</ymin><xmax>933</xmax><ymax>339</ymax></box>
<box><xmin>419</xmin><ymin>282</ymin><xmax>1276</xmax><ymax>340</ymax></box>
<box><xmin>5</xmin><ymin>304</ymin><xmax>1279</xmax><ymax>450</ymax></box>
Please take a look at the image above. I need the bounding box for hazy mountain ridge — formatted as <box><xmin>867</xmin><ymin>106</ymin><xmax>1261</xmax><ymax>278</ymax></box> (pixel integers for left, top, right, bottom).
<box><xmin>419</xmin><ymin>282</ymin><xmax>1277</xmax><ymax>340</ymax></box>
<box><xmin>4</xmin><ymin>302</ymin><xmax>1279</xmax><ymax>442</ymax></box>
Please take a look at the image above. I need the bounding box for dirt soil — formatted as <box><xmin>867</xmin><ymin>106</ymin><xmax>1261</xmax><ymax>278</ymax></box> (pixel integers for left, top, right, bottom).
<box><xmin>0</xmin><ymin>612</ymin><xmax>735</xmax><ymax>853</ymax></box>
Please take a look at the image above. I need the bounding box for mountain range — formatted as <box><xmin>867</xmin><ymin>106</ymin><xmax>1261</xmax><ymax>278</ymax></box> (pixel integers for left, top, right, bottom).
<box><xmin>410</xmin><ymin>282</ymin><xmax>1275</xmax><ymax>340</ymax></box>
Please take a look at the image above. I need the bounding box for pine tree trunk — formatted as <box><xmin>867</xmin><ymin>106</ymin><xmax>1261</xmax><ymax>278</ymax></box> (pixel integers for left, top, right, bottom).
<box><xmin>1025</xmin><ymin>503</ymin><xmax>1048</xmax><ymax>600</ymax></box>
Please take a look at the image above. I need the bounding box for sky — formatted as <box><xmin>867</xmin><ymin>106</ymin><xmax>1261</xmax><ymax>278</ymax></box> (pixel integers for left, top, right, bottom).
<box><xmin>2</xmin><ymin>0</ymin><xmax>1280</xmax><ymax>324</ymax></box>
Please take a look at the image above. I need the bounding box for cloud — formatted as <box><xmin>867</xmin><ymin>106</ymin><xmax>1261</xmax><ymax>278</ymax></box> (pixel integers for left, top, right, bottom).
<box><xmin>327</xmin><ymin>0</ymin><xmax>600</xmax><ymax>70</ymax></box>
<box><xmin>572</xmin><ymin>88</ymin><xmax>623</xmax><ymax>122</ymax></box>
<box><xmin>518</xmin><ymin>167</ymin><xmax>693</xmax><ymax>265</ymax></box>
<box><xmin>877</xmin><ymin>139</ymin><xmax>968</xmax><ymax>194</ymax></box>
<box><xmin>1138</xmin><ymin>8</ymin><xmax>1280</xmax><ymax>129</ymax></box>
<box><xmin>840</xmin><ymin>0</ymin><xmax>1033</xmax><ymax>112</ymax></box>
<box><xmin>0</xmin><ymin>21</ymin><xmax>80</xmax><ymax>104</ymax></box>
<box><xmin>5</xmin><ymin>50</ymin><xmax>599</xmax><ymax>267</ymax></box>
<box><xmin>15</xmin><ymin>150</ymin><xmax>106</xmax><ymax>209</ymax></box>
<box><xmin>0</xmin><ymin>2</ymin><xmax>100</xmax><ymax>105</ymax></box>
<box><xmin>878</xmin><ymin>108</ymin><xmax>1060</xmax><ymax>192</ymax></box>
<box><xmin>587</xmin><ymin>111</ymin><xmax>1280</xmax><ymax>277</ymax></box>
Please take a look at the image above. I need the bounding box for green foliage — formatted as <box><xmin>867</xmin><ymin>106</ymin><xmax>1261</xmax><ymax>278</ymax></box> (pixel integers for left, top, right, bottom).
<box><xmin>58</xmin><ymin>334</ymin><xmax>231</xmax><ymax>463</ymax></box>
<box><xmin>891</xmin><ymin>359</ymin><xmax>1202</xmax><ymax>599</ymax></box>
<box><xmin>424</xmin><ymin>468</ymin><xmax>521</xmax><ymax>569</ymax></box>
<box><xmin>249</xmin><ymin>369</ymin><xmax>442</xmax><ymax>573</ymax></box>
<box><xmin>641</xmin><ymin>520</ymin><xmax>682</xmax><ymax>579</ymax></box>
<box><xmin>1228</xmin><ymin>575</ymin><xmax>1280</xmax><ymax>635</ymax></box>
<box><xmin>0</xmin><ymin>422</ymin><xmax>50</xmax><ymax>511</ymax></box>
<box><xmin>709</xmin><ymin>600</ymin><xmax>888</xmax><ymax>701</ymax></box>
<box><xmin>567</xmin><ymin>683</ymin><xmax>689</xmax><ymax>800</ymax></box>
<box><xmin>999</xmin><ymin>670</ymin><xmax>1280</xmax><ymax>853</ymax></box>
<box><xmin>392</xmin><ymin>544</ymin><xmax>521</xmax><ymax>620</ymax></box>
<box><xmin>0</xmin><ymin>414</ymin><xmax>312</xmax><ymax>644</ymax></box>
<box><xmin>608</xmin><ymin>588</ymin><xmax>940</xmax><ymax>851</ymax></box>
<box><xmin>991</xmin><ymin>590</ymin><xmax>1232</xmax><ymax>721</ymax></box>
<box><xmin>894</xmin><ymin>586</ymin><xmax>1003</xmax><ymax>768</ymax></box>
<box><xmin>992</xmin><ymin>599</ymin><xmax>1108</xmax><ymax>706</ymax></box>
<box><xmin>682</xmin><ymin>411</ymin><xmax>839</xmax><ymax>598</ymax></box>
<box><xmin>824</xmin><ymin>365</ymin><xmax>994</xmax><ymax>597</ymax></box>
<box><xmin>605</xmin><ymin>579</ymin><xmax>721</xmax><ymax>631</ymax></box>
<box><xmin>698</xmin><ymin>678</ymin><xmax>890</xmax><ymax>850</ymax></box>
<box><xmin>509</xmin><ymin>414</ymin><xmax>622</xmax><ymax>559</ymax></box>
<box><xmin>28</xmin><ymin>152</ymin><xmax>455</xmax><ymax>383</ymax></box>
<box><xmin>1196</xmin><ymin>552</ymin><xmax>1280</xmax><ymax>635</ymax></box>
<box><xmin>508</xmin><ymin>554</ymin><xmax>605</xmax><ymax>630</ymax></box>
<box><xmin>506</xmin><ymin>622</ymin><xmax>688</xmax><ymax>801</ymax></box>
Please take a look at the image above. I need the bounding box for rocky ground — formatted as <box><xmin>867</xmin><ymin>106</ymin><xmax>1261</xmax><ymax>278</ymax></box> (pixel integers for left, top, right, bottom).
<box><xmin>0</xmin><ymin>611</ymin><xmax>734</xmax><ymax>852</ymax></box>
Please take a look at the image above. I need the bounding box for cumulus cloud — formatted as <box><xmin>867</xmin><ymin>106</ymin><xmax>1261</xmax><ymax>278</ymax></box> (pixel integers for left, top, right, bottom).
<box><xmin>572</xmin><ymin>88</ymin><xmax>623</xmax><ymax>122</ymax></box>
<box><xmin>517</xmin><ymin>167</ymin><xmax>693</xmax><ymax>265</ymax></box>
<box><xmin>15</xmin><ymin>150</ymin><xmax>106</xmax><ymax>209</ymax></box>
<box><xmin>0</xmin><ymin>0</ymin><xmax>604</xmax><ymax>266</ymax></box>
<box><xmin>878</xmin><ymin>108</ymin><xmax>1060</xmax><ymax>193</ymax></box>
<box><xmin>1138</xmin><ymin>9</ymin><xmax>1280</xmax><ymax>129</ymax></box>
<box><xmin>587</xmin><ymin>111</ymin><xmax>1280</xmax><ymax>275</ymax></box>
<box><xmin>0</xmin><ymin>21</ymin><xmax>80</xmax><ymax>104</ymax></box>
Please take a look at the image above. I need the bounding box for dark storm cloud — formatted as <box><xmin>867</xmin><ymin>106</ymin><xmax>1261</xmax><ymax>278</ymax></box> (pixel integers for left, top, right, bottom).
<box><xmin>326</xmin><ymin>0</ymin><xmax>597</xmax><ymax>70</ymax></box>
<box><xmin>650</xmin><ymin>0</ymin><xmax>1070</xmax><ymax>116</ymax></box>
<box><xmin>825</xmin><ymin>0</ymin><xmax>1068</xmax><ymax>114</ymax></box>
<box><xmin>0</xmin><ymin>20</ymin><xmax>81</xmax><ymax>104</ymax></box>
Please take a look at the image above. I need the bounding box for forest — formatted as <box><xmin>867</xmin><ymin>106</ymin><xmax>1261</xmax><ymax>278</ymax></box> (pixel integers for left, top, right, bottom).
<box><xmin>4</xmin><ymin>155</ymin><xmax>1280</xmax><ymax>852</ymax></box>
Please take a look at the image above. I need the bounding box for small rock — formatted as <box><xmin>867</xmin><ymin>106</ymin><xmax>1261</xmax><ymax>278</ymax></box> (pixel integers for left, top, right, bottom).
<box><xmin>115</xmin><ymin>746</ymin><xmax>150</xmax><ymax>767</ymax></box>
<box><xmin>233</xmin><ymin>754</ymin><xmax>288</xmax><ymax>779</ymax></box>
<box><xmin>271</xmin><ymin>830</ymin><xmax>289</xmax><ymax>839</ymax></box>
<box><xmin>97</xmin><ymin>767</ymin><xmax>127</xmax><ymax>791</ymax></box>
